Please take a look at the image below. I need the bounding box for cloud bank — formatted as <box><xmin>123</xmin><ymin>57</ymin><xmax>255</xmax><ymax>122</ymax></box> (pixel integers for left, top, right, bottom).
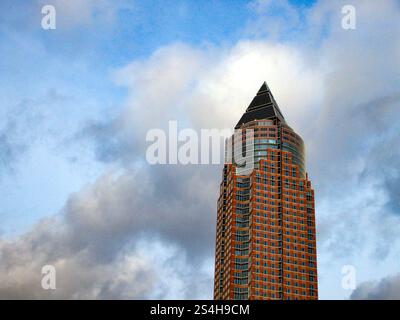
<box><xmin>351</xmin><ymin>274</ymin><xmax>400</xmax><ymax>300</ymax></box>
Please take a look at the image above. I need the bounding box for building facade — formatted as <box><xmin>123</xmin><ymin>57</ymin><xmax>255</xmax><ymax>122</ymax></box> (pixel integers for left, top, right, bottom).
<box><xmin>213</xmin><ymin>82</ymin><xmax>318</xmax><ymax>300</ymax></box>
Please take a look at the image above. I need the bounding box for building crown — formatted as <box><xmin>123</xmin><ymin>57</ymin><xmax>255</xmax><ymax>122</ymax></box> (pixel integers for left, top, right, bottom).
<box><xmin>235</xmin><ymin>81</ymin><xmax>286</xmax><ymax>129</ymax></box>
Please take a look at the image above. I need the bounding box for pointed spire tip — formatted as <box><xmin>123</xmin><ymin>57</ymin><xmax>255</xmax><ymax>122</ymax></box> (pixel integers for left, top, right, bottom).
<box><xmin>257</xmin><ymin>81</ymin><xmax>269</xmax><ymax>95</ymax></box>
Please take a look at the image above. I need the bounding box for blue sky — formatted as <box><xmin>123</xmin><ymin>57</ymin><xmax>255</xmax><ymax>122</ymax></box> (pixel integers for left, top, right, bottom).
<box><xmin>0</xmin><ymin>0</ymin><xmax>399</xmax><ymax>300</ymax></box>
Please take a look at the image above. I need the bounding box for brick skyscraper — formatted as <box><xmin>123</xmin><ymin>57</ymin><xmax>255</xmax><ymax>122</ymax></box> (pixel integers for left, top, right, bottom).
<box><xmin>213</xmin><ymin>82</ymin><xmax>318</xmax><ymax>300</ymax></box>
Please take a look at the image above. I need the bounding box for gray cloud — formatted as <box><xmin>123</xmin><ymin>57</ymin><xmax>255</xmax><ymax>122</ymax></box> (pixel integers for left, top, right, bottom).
<box><xmin>302</xmin><ymin>1</ymin><xmax>400</xmax><ymax>262</ymax></box>
<box><xmin>351</xmin><ymin>274</ymin><xmax>400</xmax><ymax>300</ymax></box>
<box><xmin>0</xmin><ymin>219</ymin><xmax>154</xmax><ymax>299</ymax></box>
<box><xmin>360</xmin><ymin>93</ymin><xmax>400</xmax><ymax>216</ymax></box>
<box><xmin>0</xmin><ymin>166</ymin><xmax>215</xmax><ymax>299</ymax></box>
<box><xmin>64</xmin><ymin>165</ymin><xmax>218</xmax><ymax>258</ymax></box>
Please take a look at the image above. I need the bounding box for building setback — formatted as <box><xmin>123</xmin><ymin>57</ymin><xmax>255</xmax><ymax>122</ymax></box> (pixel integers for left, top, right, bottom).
<box><xmin>213</xmin><ymin>82</ymin><xmax>318</xmax><ymax>300</ymax></box>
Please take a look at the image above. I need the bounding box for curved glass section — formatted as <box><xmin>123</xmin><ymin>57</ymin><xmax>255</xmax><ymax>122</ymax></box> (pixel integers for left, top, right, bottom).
<box><xmin>229</xmin><ymin>122</ymin><xmax>306</xmax><ymax>178</ymax></box>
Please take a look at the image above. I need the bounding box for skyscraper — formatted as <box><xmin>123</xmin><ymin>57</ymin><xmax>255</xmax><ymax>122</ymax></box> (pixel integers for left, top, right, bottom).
<box><xmin>213</xmin><ymin>82</ymin><xmax>318</xmax><ymax>300</ymax></box>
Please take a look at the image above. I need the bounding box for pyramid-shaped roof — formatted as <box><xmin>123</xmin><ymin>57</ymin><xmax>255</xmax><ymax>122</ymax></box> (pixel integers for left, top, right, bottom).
<box><xmin>235</xmin><ymin>82</ymin><xmax>285</xmax><ymax>128</ymax></box>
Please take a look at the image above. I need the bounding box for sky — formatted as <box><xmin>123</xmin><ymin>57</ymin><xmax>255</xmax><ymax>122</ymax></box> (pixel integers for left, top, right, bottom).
<box><xmin>0</xmin><ymin>0</ymin><xmax>399</xmax><ymax>299</ymax></box>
